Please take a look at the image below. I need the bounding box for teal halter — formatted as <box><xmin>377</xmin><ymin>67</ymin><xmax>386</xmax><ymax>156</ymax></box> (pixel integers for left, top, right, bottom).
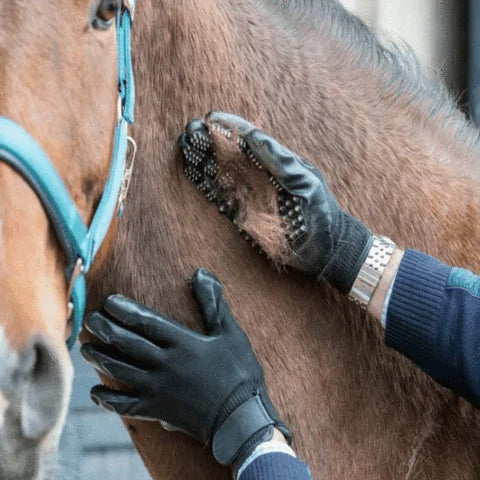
<box><xmin>0</xmin><ymin>1</ymin><xmax>136</xmax><ymax>349</ymax></box>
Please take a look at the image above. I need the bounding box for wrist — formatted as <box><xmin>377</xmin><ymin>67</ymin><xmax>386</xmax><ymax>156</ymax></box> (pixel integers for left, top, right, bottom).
<box><xmin>348</xmin><ymin>235</ymin><xmax>397</xmax><ymax>309</ymax></box>
<box><xmin>232</xmin><ymin>424</ymin><xmax>291</xmax><ymax>470</ymax></box>
<box><xmin>272</xmin><ymin>427</ymin><xmax>288</xmax><ymax>443</ymax></box>
<box><xmin>211</xmin><ymin>386</ymin><xmax>291</xmax><ymax>466</ymax></box>
<box><xmin>321</xmin><ymin>210</ymin><xmax>372</xmax><ymax>294</ymax></box>
<box><xmin>235</xmin><ymin>428</ymin><xmax>288</xmax><ymax>468</ymax></box>
<box><xmin>230</xmin><ymin>425</ymin><xmax>275</xmax><ymax>472</ymax></box>
<box><xmin>367</xmin><ymin>248</ymin><xmax>404</xmax><ymax>322</ymax></box>
<box><xmin>234</xmin><ymin>431</ymin><xmax>296</xmax><ymax>479</ymax></box>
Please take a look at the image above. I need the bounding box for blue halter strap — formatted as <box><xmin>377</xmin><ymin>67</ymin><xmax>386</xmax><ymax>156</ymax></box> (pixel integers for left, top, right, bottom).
<box><xmin>0</xmin><ymin>1</ymin><xmax>136</xmax><ymax>349</ymax></box>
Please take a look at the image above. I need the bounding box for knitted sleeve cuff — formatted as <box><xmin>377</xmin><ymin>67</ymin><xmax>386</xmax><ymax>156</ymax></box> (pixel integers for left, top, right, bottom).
<box><xmin>385</xmin><ymin>249</ymin><xmax>452</xmax><ymax>364</ymax></box>
<box><xmin>238</xmin><ymin>450</ymin><xmax>312</xmax><ymax>480</ymax></box>
<box><xmin>236</xmin><ymin>441</ymin><xmax>296</xmax><ymax>479</ymax></box>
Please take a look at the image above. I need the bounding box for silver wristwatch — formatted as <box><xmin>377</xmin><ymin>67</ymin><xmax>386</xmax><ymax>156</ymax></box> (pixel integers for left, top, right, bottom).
<box><xmin>348</xmin><ymin>235</ymin><xmax>396</xmax><ymax>309</ymax></box>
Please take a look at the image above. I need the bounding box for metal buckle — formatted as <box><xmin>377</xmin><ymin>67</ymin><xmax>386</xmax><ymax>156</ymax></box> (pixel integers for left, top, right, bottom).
<box><xmin>122</xmin><ymin>0</ymin><xmax>135</xmax><ymax>21</ymax></box>
<box><xmin>66</xmin><ymin>258</ymin><xmax>85</xmax><ymax>320</ymax></box>
<box><xmin>117</xmin><ymin>96</ymin><xmax>123</xmax><ymax>122</ymax></box>
<box><xmin>117</xmin><ymin>136</ymin><xmax>137</xmax><ymax>216</ymax></box>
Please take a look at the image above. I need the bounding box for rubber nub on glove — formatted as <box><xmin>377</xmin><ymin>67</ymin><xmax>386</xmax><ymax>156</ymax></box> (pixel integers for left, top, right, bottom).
<box><xmin>179</xmin><ymin>117</ymin><xmax>293</xmax><ymax>264</ymax></box>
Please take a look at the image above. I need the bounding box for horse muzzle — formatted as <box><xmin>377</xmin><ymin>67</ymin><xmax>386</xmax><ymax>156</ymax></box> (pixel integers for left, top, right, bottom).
<box><xmin>0</xmin><ymin>330</ymin><xmax>72</xmax><ymax>480</ymax></box>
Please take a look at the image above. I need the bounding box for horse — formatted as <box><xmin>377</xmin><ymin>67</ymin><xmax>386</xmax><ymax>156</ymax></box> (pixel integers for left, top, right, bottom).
<box><xmin>0</xmin><ymin>1</ymin><xmax>127</xmax><ymax>478</ymax></box>
<box><xmin>87</xmin><ymin>0</ymin><xmax>480</xmax><ymax>479</ymax></box>
<box><xmin>1</xmin><ymin>0</ymin><xmax>480</xmax><ymax>479</ymax></box>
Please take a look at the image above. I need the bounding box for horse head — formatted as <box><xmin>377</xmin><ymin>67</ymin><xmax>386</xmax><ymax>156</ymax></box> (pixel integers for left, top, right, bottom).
<box><xmin>0</xmin><ymin>1</ymin><xmax>132</xmax><ymax>478</ymax></box>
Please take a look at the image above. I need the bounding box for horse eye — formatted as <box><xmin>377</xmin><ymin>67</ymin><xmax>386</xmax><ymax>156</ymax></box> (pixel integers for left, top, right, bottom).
<box><xmin>93</xmin><ymin>0</ymin><xmax>121</xmax><ymax>29</ymax></box>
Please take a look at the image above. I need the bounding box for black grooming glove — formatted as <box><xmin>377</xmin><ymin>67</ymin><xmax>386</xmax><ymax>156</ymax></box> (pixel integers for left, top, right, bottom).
<box><xmin>180</xmin><ymin>111</ymin><xmax>373</xmax><ymax>294</ymax></box>
<box><xmin>81</xmin><ymin>268</ymin><xmax>291</xmax><ymax>466</ymax></box>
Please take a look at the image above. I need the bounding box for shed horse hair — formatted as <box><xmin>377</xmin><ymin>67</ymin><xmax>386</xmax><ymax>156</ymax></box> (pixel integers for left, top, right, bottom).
<box><xmin>89</xmin><ymin>1</ymin><xmax>480</xmax><ymax>478</ymax></box>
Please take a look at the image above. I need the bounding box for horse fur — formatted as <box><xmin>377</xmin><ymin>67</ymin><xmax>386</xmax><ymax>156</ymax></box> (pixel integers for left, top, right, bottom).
<box><xmin>208</xmin><ymin>125</ymin><xmax>291</xmax><ymax>263</ymax></box>
<box><xmin>88</xmin><ymin>0</ymin><xmax>480</xmax><ymax>478</ymax></box>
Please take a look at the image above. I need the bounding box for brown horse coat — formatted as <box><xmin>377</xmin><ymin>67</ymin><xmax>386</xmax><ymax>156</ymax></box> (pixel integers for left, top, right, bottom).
<box><xmin>89</xmin><ymin>1</ymin><xmax>480</xmax><ymax>478</ymax></box>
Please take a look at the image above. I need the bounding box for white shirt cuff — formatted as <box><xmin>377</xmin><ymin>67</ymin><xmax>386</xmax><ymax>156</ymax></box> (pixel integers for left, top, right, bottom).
<box><xmin>381</xmin><ymin>271</ymin><xmax>398</xmax><ymax>328</ymax></box>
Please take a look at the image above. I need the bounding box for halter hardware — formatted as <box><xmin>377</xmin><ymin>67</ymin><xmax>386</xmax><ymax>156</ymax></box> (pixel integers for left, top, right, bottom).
<box><xmin>118</xmin><ymin>136</ymin><xmax>137</xmax><ymax>217</ymax></box>
<box><xmin>123</xmin><ymin>0</ymin><xmax>135</xmax><ymax>20</ymax></box>
<box><xmin>67</xmin><ymin>258</ymin><xmax>85</xmax><ymax>320</ymax></box>
<box><xmin>0</xmin><ymin>0</ymin><xmax>136</xmax><ymax>349</ymax></box>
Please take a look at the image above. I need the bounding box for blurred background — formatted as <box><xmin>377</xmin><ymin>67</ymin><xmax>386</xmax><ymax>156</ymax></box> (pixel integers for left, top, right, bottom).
<box><xmin>341</xmin><ymin>0</ymin><xmax>475</xmax><ymax>119</ymax></box>
<box><xmin>57</xmin><ymin>1</ymin><xmax>474</xmax><ymax>478</ymax></box>
<box><xmin>56</xmin><ymin>345</ymin><xmax>150</xmax><ymax>479</ymax></box>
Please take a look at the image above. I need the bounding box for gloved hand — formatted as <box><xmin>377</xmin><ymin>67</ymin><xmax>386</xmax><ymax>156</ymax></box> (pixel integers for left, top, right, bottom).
<box><xmin>179</xmin><ymin>111</ymin><xmax>373</xmax><ymax>294</ymax></box>
<box><xmin>80</xmin><ymin>268</ymin><xmax>291</xmax><ymax>466</ymax></box>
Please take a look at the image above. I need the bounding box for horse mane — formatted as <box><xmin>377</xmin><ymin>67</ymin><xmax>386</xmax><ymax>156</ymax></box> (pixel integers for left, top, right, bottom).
<box><xmin>271</xmin><ymin>0</ymin><xmax>480</xmax><ymax>166</ymax></box>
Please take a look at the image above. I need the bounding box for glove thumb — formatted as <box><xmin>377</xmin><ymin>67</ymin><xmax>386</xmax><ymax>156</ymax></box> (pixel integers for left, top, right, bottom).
<box><xmin>190</xmin><ymin>268</ymin><xmax>237</xmax><ymax>335</ymax></box>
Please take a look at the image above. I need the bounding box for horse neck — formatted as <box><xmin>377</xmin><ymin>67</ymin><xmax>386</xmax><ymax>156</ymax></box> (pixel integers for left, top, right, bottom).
<box><xmin>133</xmin><ymin>0</ymin><xmax>480</xmax><ymax>268</ymax></box>
<box><xmin>96</xmin><ymin>4</ymin><xmax>480</xmax><ymax>477</ymax></box>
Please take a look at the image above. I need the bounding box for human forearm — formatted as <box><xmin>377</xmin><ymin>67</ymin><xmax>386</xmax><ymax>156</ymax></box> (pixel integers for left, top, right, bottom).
<box><xmin>383</xmin><ymin>250</ymin><xmax>480</xmax><ymax>406</ymax></box>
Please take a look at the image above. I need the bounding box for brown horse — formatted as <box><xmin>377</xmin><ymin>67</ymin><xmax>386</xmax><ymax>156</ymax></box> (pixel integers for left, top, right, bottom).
<box><xmin>1</xmin><ymin>0</ymin><xmax>480</xmax><ymax>479</ymax></box>
<box><xmin>88</xmin><ymin>1</ymin><xmax>480</xmax><ymax>479</ymax></box>
<box><xmin>0</xmin><ymin>1</ymin><xmax>120</xmax><ymax>478</ymax></box>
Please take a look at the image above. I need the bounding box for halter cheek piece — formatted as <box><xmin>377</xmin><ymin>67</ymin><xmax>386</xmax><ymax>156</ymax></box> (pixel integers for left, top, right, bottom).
<box><xmin>0</xmin><ymin>0</ymin><xmax>136</xmax><ymax>349</ymax></box>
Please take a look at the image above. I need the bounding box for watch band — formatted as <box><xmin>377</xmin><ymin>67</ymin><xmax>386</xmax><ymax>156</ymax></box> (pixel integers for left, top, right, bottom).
<box><xmin>348</xmin><ymin>235</ymin><xmax>396</xmax><ymax>309</ymax></box>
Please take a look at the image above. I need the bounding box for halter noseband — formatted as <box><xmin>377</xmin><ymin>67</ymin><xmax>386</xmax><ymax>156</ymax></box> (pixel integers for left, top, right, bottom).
<box><xmin>0</xmin><ymin>1</ymin><xmax>136</xmax><ymax>349</ymax></box>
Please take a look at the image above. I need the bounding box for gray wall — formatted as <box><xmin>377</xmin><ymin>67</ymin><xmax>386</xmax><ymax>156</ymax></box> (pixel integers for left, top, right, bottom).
<box><xmin>340</xmin><ymin>0</ymin><xmax>467</xmax><ymax>97</ymax></box>
<box><xmin>56</xmin><ymin>346</ymin><xmax>150</xmax><ymax>479</ymax></box>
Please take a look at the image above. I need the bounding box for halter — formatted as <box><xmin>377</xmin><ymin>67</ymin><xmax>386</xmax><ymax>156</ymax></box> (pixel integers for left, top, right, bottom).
<box><xmin>0</xmin><ymin>1</ymin><xmax>136</xmax><ymax>349</ymax></box>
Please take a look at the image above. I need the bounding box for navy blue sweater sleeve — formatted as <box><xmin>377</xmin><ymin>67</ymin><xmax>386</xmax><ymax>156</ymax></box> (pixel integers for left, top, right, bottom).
<box><xmin>386</xmin><ymin>249</ymin><xmax>480</xmax><ymax>406</ymax></box>
<box><xmin>239</xmin><ymin>453</ymin><xmax>312</xmax><ymax>480</ymax></box>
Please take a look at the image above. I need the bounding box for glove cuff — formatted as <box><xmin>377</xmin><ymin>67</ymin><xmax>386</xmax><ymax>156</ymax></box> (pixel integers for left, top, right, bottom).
<box><xmin>321</xmin><ymin>210</ymin><xmax>372</xmax><ymax>294</ymax></box>
<box><xmin>212</xmin><ymin>395</ymin><xmax>275</xmax><ymax>465</ymax></box>
<box><xmin>211</xmin><ymin>384</ymin><xmax>291</xmax><ymax>466</ymax></box>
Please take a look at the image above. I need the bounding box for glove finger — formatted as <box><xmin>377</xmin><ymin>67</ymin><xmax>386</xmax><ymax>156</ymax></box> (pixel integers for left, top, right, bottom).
<box><xmin>179</xmin><ymin>129</ymin><xmax>220</xmax><ymax>203</ymax></box>
<box><xmin>178</xmin><ymin>131</ymin><xmax>211</xmax><ymax>176</ymax></box>
<box><xmin>103</xmin><ymin>295</ymin><xmax>193</xmax><ymax>347</ymax></box>
<box><xmin>178</xmin><ymin>133</ymin><xmax>207</xmax><ymax>186</ymax></box>
<box><xmin>184</xmin><ymin>118</ymin><xmax>214</xmax><ymax>153</ymax></box>
<box><xmin>80</xmin><ymin>343</ymin><xmax>151</xmax><ymax>387</ymax></box>
<box><xmin>91</xmin><ymin>386</ymin><xmax>183</xmax><ymax>432</ymax></box>
<box><xmin>206</xmin><ymin>111</ymin><xmax>256</xmax><ymax>136</ymax></box>
<box><xmin>207</xmin><ymin>111</ymin><xmax>322</xmax><ymax>199</ymax></box>
<box><xmin>190</xmin><ymin>268</ymin><xmax>238</xmax><ymax>334</ymax></box>
<box><xmin>90</xmin><ymin>385</ymin><xmax>151</xmax><ymax>419</ymax></box>
<box><xmin>244</xmin><ymin>129</ymin><xmax>322</xmax><ymax>199</ymax></box>
<box><xmin>84</xmin><ymin>311</ymin><xmax>163</xmax><ymax>367</ymax></box>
